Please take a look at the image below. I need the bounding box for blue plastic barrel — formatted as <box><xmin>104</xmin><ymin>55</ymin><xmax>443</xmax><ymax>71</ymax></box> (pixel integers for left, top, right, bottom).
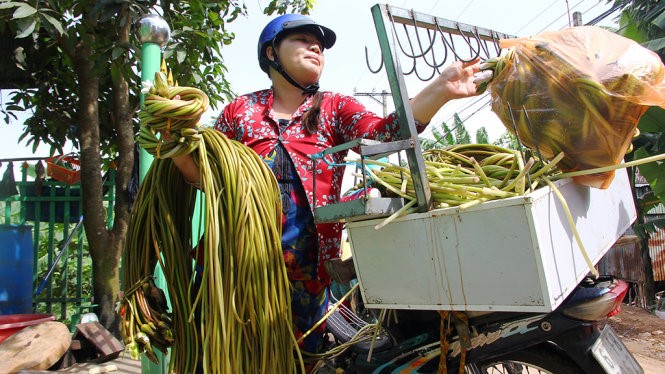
<box><xmin>0</xmin><ymin>225</ymin><xmax>34</xmax><ymax>315</ymax></box>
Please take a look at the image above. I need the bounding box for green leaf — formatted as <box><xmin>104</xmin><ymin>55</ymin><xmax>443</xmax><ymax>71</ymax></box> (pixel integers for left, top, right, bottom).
<box><xmin>653</xmin><ymin>9</ymin><xmax>665</xmax><ymax>30</ymax></box>
<box><xmin>648</xmin><ymin>217</ymin><xmax>665</xmax><ymax>231</ymax></box>
<box><xmin>12</xmin><ymin>3</ymin><xmax>37</xmax><ymax>19</ymax></box>
<box><xmin>637</xmin><ymin>106</ymin><xmax>665</xmax><ymax>133</ymax></box>
<box><xmin>111</xmin><ymin>47</ymin><xmax>124</xmax><ymax>60</ymax></box>
<box><xmin>176</xmin><ymin>49</ymin><xmax>186</xmax><ymax>64</ymax></box>
<box><xmin>6</xmin><ymin>104</ymin><xmax>23</xmax><ymax>111</ymax></box>
<box><xmin>40</xmin><ymin>12</ymin><xmax>65</xmax><ymax>36</ymax></box>
<box><xmin>0</xmin><ymin>2</ymin><xmax>22</xmax><ymax>10</ymax></box>
<box><xmin>476</xmin><ymin>127</ymin><xmax>489</xmax><ymax>144</ymax></box>
<box><xmin>643</xmin><ymin>36</ymin><xmax>665</xmax><ymax>53</ymax></box>
<box><xmin>192</xmin><ymin>71</ymin><xmax>202</xmax><ymax>84</ymax></box>
<box><xmin>635</xmin><ymin>147</ymin><xmax>665</xmax><ymax>209</ymax></box>
<box><xmin>618</xmin><ymin>9</ymin><xmax>648</xmax><ymax>42</ymax></box>
<box><xmin>13</xmin><ymin>45</ymin><xmax>26</xmax><ymax>66</ymax></box>
<box><xmin>15</xmin><ymin>17</ymin><xmax>36</xmax><ymax>38</ymax></box>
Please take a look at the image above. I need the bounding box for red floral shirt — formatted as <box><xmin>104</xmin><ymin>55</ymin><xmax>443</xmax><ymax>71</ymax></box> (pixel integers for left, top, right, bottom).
<box><xmin>214</xmin><ymin>88</ymin><xmax>426</xmax><ymax>283</ymax></box>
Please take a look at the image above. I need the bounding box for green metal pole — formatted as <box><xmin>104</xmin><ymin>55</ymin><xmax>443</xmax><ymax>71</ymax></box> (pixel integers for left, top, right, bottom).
<box><xmin>136</xmin><ymin>14</ymin><xmax>171</xmax><ymax>374</ymax></box>
<box><xmin>139</xmin><ymin>42</ymin><xmax>161</xmax><ymax>181</ymax></box>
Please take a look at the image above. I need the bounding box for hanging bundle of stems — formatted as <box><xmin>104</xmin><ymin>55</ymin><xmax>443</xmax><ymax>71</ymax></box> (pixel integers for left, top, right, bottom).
<box><xmin>121</xmin><ymin>71</ymin><xmax>301</xmax><ymax>373</ymax></box>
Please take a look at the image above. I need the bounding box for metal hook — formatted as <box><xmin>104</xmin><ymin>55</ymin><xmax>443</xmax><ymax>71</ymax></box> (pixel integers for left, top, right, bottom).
<box><xmin>436</xmin><ymin>23</ymin><xmax>469</xmax><ymax>63</ymax></box>
<box><xmin>392</xmin><ymin>14</ymin><xmax>451</xmax><ymax>79</ymax></box>
<box><xmin>406</xmin><ymin>10</ymin><xmax>437</xmax><ymax>59</ymax></box>
<box><xmin>365</xmin><ymin>46</ymin><xmax>384</xmax><ymax>74</ymax></box>
<box><xmin>417</xmin><ymin>28</ymin><xmax>448</xmax><ymax>78</ymax></box>
<box><xmin>490</xmin><ymin>31</ymin><xmax>502</xmax><ymax>56</ymax></box>
<box><xmin>433</xmin><ymin>18</ymin><xmax>450</xmax><ymax>68</ymax></box>
<box><xmin>478</xmin><ymin>38</ymin><xmax>492</xmax><ymax>60</ymax></box>
<box><xmin>506</xmin><ymin>102</ymin><xmax>533</xmax><ymax>188</ymax></box>
<box><xmin>474</xmin><ymin>27</ymin><xmax>492</xmax><ymax>59</ymax></box>
<box><xmin>455</xmin><ymin>23</ymin><xmax>482</xmax><ymax>61</ymax></box>
<box><xmin>521</xmin><ymin>105</ymin><xmax>545</xmax><ymax>166</ymax></box>
<box><xmin>411</xmin><ymin>28</ymin><xmax>439</xmax><ymax>81</ymax></box>
<box><xmin>386</xmin><ymin>11</ymin><xmax>417</xmax><ymax>76</ymax></box>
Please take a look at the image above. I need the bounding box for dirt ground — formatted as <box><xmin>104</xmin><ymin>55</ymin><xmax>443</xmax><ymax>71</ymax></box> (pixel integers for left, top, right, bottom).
<box><xmin>604</xmin><ymin>304</ymin><xmax>665</xmax><ymax>373</ymax></box>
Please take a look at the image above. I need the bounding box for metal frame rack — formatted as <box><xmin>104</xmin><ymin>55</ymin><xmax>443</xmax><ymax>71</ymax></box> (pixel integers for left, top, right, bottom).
<box><xmin>313</xmin><ymin>3</ymin><xmax>515</xmax><ymax>223</ymax></box>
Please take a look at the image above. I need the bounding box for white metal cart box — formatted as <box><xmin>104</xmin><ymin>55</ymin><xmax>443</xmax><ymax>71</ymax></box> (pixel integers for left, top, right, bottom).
<box><xmin>346</xmin><ymin>168</ymin><xmax>636</xmax><ymax>312</ymax></box>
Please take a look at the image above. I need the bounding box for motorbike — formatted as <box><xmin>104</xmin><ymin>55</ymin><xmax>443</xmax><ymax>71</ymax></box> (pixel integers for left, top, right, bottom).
<box><xmin>316</xmin><ymin>261</ymin><xmax>643</xmax><ymax>374</ymax></box>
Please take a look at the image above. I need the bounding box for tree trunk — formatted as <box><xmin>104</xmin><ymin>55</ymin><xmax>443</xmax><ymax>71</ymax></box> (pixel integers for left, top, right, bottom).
<box><xmin>106</xmin><ymin>6</ymin><xmax>136</xmax><ymax>333</ymax></box>
<box><xmin>72</xmin><ymin>33</ymin><xmax>132</xmax><ymax>334</ymax></box>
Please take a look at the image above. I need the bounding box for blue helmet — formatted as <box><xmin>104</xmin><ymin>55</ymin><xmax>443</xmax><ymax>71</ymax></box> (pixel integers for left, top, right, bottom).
<box><xmin>257</xmin><ymin>14</ymin><xmax>336</xmax><ymax>73</ymax></box>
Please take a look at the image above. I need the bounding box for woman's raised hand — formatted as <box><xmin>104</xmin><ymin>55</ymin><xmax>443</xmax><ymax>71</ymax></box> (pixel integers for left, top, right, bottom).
<box><xmin>439</xmin><ymin>58</ymin><xmax>482</xmax><ymax>101</ymax></box>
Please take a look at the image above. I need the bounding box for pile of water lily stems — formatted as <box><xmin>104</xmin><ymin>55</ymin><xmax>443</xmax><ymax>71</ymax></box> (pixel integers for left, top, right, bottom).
<box><xmin>120</xmin><ymin>71</ymin><xmax>302</xmax><ymax>373</ymax></box>
<box><xmin>357</xmin><ymin>144</ymin><xmax>564</xmax><ymax>228</ymax></box>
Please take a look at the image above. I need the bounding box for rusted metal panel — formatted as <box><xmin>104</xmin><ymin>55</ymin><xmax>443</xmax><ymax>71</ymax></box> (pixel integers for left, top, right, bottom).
<box><xmin>597</xmin><ymin>235</ymin><xmax>644</xmax><ymax>282</ymax></box>
<box><xmin>647</xmin><ymin>228</ymin><xmax>665</xmax><ymax>282</ymax></box>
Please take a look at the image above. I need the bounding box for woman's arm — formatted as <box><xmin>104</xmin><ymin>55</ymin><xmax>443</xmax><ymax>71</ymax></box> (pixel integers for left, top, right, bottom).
<box><xmin>172</xmin><ymin>154</ymin><xmax>201</xmax><ymax>186</ymax></box>
<box><xmin>335</xmin><ymin>59</ymin><xmax>481</xmax><ymax>144</ymax></box>
<box><xmin>171</xmin><ymin>98</ymin><xmax>242</xmax><ymax>187</ymax></box>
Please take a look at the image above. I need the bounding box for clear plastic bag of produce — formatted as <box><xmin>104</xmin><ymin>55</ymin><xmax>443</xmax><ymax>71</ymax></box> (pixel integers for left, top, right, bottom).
<box><xmin>487</xmin><ymin>26</ymin><xmax>665</xmax><ymax>188</ymax></box>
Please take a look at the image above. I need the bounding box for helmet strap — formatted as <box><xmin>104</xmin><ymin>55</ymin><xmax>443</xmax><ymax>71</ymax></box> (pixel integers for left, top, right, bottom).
<box><xmin>267</xmin><ymin>41</ymin><xmax>319</xmax><ymax>95</ymax></box>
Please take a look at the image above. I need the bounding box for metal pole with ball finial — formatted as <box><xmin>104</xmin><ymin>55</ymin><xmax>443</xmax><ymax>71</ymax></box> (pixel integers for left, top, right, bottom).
<box><xmin>136</xmin><ymin>14</ymin><xmax>171</xmax><ymax>181</ymax></box>
<box><xmin>135</xmin><ymin>13</ymin><xmax>171</xmax><ymax>374</ymax></box>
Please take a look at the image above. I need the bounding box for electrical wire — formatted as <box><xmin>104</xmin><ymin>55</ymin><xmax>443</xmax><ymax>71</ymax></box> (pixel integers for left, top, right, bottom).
<box><xmin>423</xmin><ymin>0</ymin><xmax>623</xmax><ymax>140</ymax></box>
<box><xmin>513</xmin><ymin>0</ymin><xmax>559</xmax><ymax>35</ymax></box>
<box><xmin>452</xmin><ymin>0</ymin><xmax>475</xmax><ymax>20</ymax></box>
<box><xmin>536</xmin><ymin>0</ymin><xmax>585</xmax><ymax>33</ymax></box>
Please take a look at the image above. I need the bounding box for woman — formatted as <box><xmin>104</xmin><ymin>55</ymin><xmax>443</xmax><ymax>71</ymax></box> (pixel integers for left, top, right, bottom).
<box><xmin>173</xmin><ymin>13</ymin><xmax>481</xmax><ymax>355</ymax></box>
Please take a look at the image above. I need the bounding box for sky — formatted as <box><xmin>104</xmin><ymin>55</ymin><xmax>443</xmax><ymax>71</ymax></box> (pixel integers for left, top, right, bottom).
<box><xmin>217</xmin><ymin>0</ymin><xmax>621</xmax><ymax>140</ymax></box>
<box><xmin>0</xmin><ymin>0</ymin><xmax>621</xmax><ymax>162</ymax></box>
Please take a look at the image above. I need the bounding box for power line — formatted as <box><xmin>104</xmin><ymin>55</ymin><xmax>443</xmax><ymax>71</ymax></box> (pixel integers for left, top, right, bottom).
<box><xmin>536</xmin><ymin>0</ymin><xmax>585</xmax><ymax>33</ymax></box>
<box><xmin>354</xmin><ymin>90</ymin><xmax>391</xmax><ymax>117</ymax></box>
<box><xmin>420</xmin><ymin>93</ymin><xmax>492</xmax><ymax>138</ymax></box>
<box><xmin>428</xmin><ymin>0</ymin><xmax>442</xmax><ymax>13</ymax></box>
<box><xmin>513</xmin><ymin>0</ymin><xmax>559</xmax><ymax>35</ymax></box>
<box><xmin>584</xmin><ymin>2</ymin><xmax>624</xmax><ymax>26</ymax></box>
<box><xmin>453</xmin><ymin>0</ymin><xmax>475</xmax><ymax>20</ymax></box>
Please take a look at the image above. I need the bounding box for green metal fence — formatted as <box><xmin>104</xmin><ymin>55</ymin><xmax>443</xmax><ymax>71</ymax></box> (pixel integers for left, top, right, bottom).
<box><xmin>0</xmin><ymin>158</ymin><xmax>115</xmax><ymax>326</ymax></box>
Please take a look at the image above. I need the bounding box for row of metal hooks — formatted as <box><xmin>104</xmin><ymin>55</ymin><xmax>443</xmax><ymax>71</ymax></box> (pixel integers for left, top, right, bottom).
<box><xmin>366</xmin><ymin>6</ymin><xmax>510</xmax><ymax>81</ymax></box>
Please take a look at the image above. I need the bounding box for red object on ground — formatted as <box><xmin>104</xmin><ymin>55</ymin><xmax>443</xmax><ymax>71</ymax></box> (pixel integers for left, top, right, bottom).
<box><xmin>0</xmin><ymin>314</ymin><xmax>55</xmax><ymax>344</ymax></box>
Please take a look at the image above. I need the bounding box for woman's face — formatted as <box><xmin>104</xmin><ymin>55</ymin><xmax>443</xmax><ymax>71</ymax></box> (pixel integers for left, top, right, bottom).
<box><xmin>269</xmin><ymin>31</ymin><xmax>325</xmax><ymax>85</ymax></box>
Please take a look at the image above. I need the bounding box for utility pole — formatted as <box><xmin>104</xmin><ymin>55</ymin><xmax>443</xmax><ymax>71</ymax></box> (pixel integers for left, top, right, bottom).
<box><xmin>354</xmin><ymin>89</ymin><xmax>391</xmax><ymax>117</ymax></box>
<box><xmin>351</xmin><ymin>90</ymin><xmax>394</xmax><ymax>185</ymax></box>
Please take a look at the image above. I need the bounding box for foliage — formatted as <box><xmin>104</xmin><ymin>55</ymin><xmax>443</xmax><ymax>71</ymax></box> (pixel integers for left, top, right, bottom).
<box><xmin>452</xmin><ymin>114</ymin><xmax>471</xmax><ymax>144</ymax></box>
<box><xmin>0</xmin><ymin>0</ymin><xmax>311</xmax><ymax>157</ymax></box>
<box><xmin>612</xmin><ymin>1</ymin><xmax>665</xmax><ymax>238</ymax></box>
<box><xmin>493</xmin><ymin>131</ymin><xmax>521</xmax><ymax>150</ymax></box>
<box><xmin>419</xmin><ymin>122</ymin><xmax>454</xmax><ymax>150</ymax></box>
<box><xmin>419</xmin><ymin>114</ymin><xmax>483</xmax><ymax>150</ymax></box>
<box><xmin>33</xmin><ymin>223</ymin><xmax>93</xmax><ymax>326</ymax></box>
<box><xmin>475</xmin><ymin>127</ymin><xmax>489</xmax><ymax>144</ymax></box>
<box><xmin>612</xmin><ymin>0</ymin><xmax>665</xmax><ymax>58</ymax></box>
